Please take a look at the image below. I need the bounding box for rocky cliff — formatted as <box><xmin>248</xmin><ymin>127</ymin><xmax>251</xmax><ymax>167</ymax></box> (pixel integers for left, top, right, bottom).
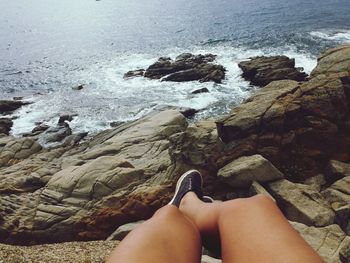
<box><xmin>1</xmin><ymin>44</ymin><xmax>350</xmax><ymax>263</ymax></box>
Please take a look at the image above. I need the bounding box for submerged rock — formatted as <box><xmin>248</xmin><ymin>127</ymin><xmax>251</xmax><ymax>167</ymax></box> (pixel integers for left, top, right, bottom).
<box><xmin>191</xmin><ymin>87</ymin><xmax>210</xmax><ymax>94</ymax></box>
<box><xmin>0</xmin><ymin>100</ymin><xmax>30</xmax><ymax>114</ymax></box>
<box><xmin>72</xmin><ymin>84</ymin><xmax>84</xmax><ymax>91</ymax></box>
<box><xmin>128</xmin><ymin>53</ymin><xmax>226</xmax><ymax>83</ymax></box>
<box><xmin>123</xmin><ymin>69</ymin><xmax>145</xmax><ymax>78</ymax></box>
<box><xmin>238</xmin><ymin>56</ymin><xmax>308</xmax><ymax>86</ymax></box>
<box><xmin>0</xmin><ymin>118</ymin><xmax>13</xmax><ymax>135</ymax></box>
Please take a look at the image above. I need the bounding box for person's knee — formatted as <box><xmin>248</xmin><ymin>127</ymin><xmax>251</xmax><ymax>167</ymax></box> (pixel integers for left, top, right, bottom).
<box><xmin>153</xmin><ymin>205</ymin><xmax>180</xmax><ymax>218</ymax></box>
<box><xmin>220</xmin><ymin>194</ymin><xmax>276</xmax><ymax>218</ymax></box>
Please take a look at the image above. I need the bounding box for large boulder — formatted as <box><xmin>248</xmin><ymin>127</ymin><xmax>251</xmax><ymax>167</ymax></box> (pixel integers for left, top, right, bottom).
<box><xmin>138</xmin><ymin>53</ymin><xmax>226</xmax><ymax>83</ymax></box>
<box><xmin>269</xmin><ymin>179</ymin><xmax>335</xmax><ymax>227</ymax></box>
<box><xmin>238</xmin><ymin>56</ymin><xmax>308</xmax><ymax>86</ymax></box>
<box><xmin>216</xmin><ymin>74</ymin><xmax>350</xmax><ymax>180</ymax></box>
<box><xmin>311</xmin><ymin>44</ymin><xmax>350</xmax><ymax>79</ymax></box>
<box><xmin>217</xmin><ymin>154</ymin><xmax>284</xmax><ymax>187</ymax></box>
<box><xmin>291</xmin><ymin>221</ymin><xmax>350</xmax><ymax>263</ymax></box>
<box><xmin>0</xmin><ymin>137</ymin><xmax>42</xmax><ymax>167</ymax></box>
<box><xmin>0</xmin><ymin>110</ymin><xmax>188</xmax><ymax>244</ymax></box>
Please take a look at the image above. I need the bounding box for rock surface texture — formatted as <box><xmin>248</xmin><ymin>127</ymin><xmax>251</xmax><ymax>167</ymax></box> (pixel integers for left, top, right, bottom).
<box><xmin>128</xmin><ymin>53</ymin><xmax>226</xmax><ymax>83</ymax></box>
<box><xmin>238</xmin><ymin>56</ymin><xmax>308</xmax><ymax>86</ymax></box>
<box><xmin>1</xmin><ymin>45</ymin><xmax>350</xmax><ymax>262</ymax></box>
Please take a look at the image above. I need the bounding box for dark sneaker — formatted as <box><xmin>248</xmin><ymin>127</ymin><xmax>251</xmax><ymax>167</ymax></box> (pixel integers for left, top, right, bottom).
<box><xmin>168</xmin><ymin>170</ymin><xmax>203</xmax><ymax>207</ymax></box>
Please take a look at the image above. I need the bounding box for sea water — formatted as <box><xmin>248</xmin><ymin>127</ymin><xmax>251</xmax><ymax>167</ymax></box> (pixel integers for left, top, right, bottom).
<box><xmin>1</xmin><ymin>0</ymin><xmax>350</xmax><ymax>135</ymax></box>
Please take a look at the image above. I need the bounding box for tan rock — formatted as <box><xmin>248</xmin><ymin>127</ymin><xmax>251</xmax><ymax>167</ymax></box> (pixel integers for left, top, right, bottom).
<box><xmin>218</xmin><ymin>155</ymin><xmax>284</xmax><ymax>187</ymax></box>
<box><xmin>269</xmin><ymin>179</ymin><xmax>335</xmax><ymax>226</ymax></box>
<box><xmin>0</xmin><ymin>110</ymin><xmax>188</xmax><ymax>244</ymax></box>
<box><xmin>322</xmin><ymin>177</ymin><xmax>350</xmax><ymax>235</ymax></box>
<box><xmin>311</xmin><ymin>44</ymin><xmax>350</xmax><ymax>79</ymax></box>
<box><xmin>291</xmin><ymin>221</ymin><xmax>350</xmax><ymax>263</ymax></box>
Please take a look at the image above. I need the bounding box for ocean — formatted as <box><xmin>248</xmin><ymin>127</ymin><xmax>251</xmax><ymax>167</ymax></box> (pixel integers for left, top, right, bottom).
<box><xmin>1</xmin><ymin>0</ymin><xmax>350</xmax><ymax>135</ymax></box>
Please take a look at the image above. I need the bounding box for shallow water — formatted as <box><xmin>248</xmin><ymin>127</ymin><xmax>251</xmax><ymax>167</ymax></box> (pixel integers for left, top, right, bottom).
<box><xmin>1</xmin><ymin>0</ymin><xmax>350</xmax><ymax>135</ymax></box>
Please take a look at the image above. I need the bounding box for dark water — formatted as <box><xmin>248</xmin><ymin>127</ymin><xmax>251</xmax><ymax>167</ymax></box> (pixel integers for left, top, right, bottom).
<box><xmin>1</xmin><ymin>0</ymin><xmax>350</xmax><ymax>135</ymax></box>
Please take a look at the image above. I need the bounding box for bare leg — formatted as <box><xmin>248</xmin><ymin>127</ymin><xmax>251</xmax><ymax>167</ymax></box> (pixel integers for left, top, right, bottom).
<box><xmin>180</xmin><ymin>193</ymin><xmax>324</xmax><ymax>263</ymax></box>
<box><xmin>106</xmin><ymin>205</ymin><xmax>201</xmax><ymax>263</ymax></box>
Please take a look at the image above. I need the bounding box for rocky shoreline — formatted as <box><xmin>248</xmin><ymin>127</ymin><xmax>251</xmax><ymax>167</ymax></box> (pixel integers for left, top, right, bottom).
<box><xmin>1</xmin><ymin>44</ymin><xmax>350</xmax><ymax>263</ymax></box>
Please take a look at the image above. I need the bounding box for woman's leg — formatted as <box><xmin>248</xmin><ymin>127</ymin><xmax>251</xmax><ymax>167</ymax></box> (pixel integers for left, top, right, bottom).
<box><xmin>106</xmin><ymin>205</ymin><xmax>202</xmax><ymax>263</ymax></box>
<box><xmin>180</xmin><ymin>193</ymin><xmax>324</xmax><ymax>263</ymax></box>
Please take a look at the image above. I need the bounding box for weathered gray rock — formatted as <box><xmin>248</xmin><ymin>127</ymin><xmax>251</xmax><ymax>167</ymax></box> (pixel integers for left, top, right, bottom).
<box><xmin>0</xmin><ymin>110</ymin><xmax>188</xmax><ymax>244</ymax></box>
<box><xmin>249</xmin><ymin>181</ymin><xmax>276</xmax><ymax>202</ymax></box>
<box><xmin>0</xmin><ymin>137</ymin><xmax>42</xmax><ymax>167</ymax></box>
<box><xmin>322</xmin><ymin>177</ymin><xmax>350</xmax><ymax>235</ymax></box>
<box><xmin>106</xmin><ymin>221</ymin><xmax>144</xmax><ymax>241</ymax></box>
<box><xmin>140</xmin><ymin>53</ymin><xmax>226</xmax><ymax>83</ymax></box>
<box><xmin>325</xmin><ymin>160</ymin><xmax>350</xmax><ymax>184</ymax></box>
<box><xmin>269</xmin><ymin>179</ymin><xmax>335</xmax><ymax>227</ymax></box>
<box><xmin>291</xmin><ymin>221</ymin><xmax>350</xmax><ymax>263</ymax></box>
<box><xmin>238</xmin><ymin>56</ymin><xmax>307</xmax><ymax>86</ymax></box>
<box><xmin>216</xmin><ymin>74</ymin><xmax>350</xmax><ymax>180</ymax></box>
<box><xmin>311</xmin><ymin>44</ymin><xmax>350</xmax><ymax>79</ymax></box>
<box><xmin>303</xmin><ymin>174</ymin><xmax>326</xmax><ymax>192</ymax></box>
<box><xmin>218</xmin><ymin>155</ymin><xmax>284</xmax><ymax>187</ymax></box>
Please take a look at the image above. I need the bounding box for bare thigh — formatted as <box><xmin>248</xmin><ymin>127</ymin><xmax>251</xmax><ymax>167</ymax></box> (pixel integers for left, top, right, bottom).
<box><xmin>218</xmin><ymin>195</ymin><xmax>324</xmax><ymax>263</ymax></box>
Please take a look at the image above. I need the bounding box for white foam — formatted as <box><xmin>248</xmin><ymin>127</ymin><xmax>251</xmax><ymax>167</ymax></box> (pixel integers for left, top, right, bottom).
<box><xmin>11</xmin><ymin>44</ymin><xmax>317</xmax><ymax>136</ymax></box>
<box><xmin>310</xmin><ymin>30</ymin><xmax>350</xmax><ymax>42</ymax></box>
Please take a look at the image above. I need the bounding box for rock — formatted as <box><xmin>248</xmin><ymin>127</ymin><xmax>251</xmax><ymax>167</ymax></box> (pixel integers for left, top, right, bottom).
<box><xmin>238</xmin><ymin>56</ymin><xmax>308</xmax><ymax>86</ymax></box>
<box><xmin>302</xmin><ymin>174</ymin><xmax>326</xmax><ymax>192</ymax></box>
<box><xmin>31</xmin><ymin>124</ymin><xmax>50</xmax><ymax>135</ymax></box>
<box><xmin>322</xmin><ymin>177</ymin><xmax>350</xmax><ymax>235</ymax></box>
<box><xmin>38</xmin><ymin>123</ymin><xmax>72</xmax><ymax>145</ymax></box>
<box><xmin>218</xmin><ymin>155</ymin><xmax>284</xmax><ymax>187</ymax></box>
<box><xmin>179</xmin><ymin>107</ymin><xmax>198</xmax><ymax>118</ymax></box>
<box><xmin>142</xmin><ymin>53</ymin><xmax>226</xmax><ymax>83</ymax></box>
<box><xmin>72</xmin><ymin>84</ymin><xmax>84</xmax><ymax>91</ymax></box>
<box><xmin>325</xmin><ymin>160</ymin><xmax>350</xmax><ymax>184</ymax></box>
<box><xmin>269</xmin><ymin>179</ymin><xmax>335</xmax><ymax>227</ymax></box>
<box><xmin>191</xmin><ymin>87</ymin><xmax>209</xmax><ymax>94</ymax></box>
<box><xmin>0</xmin><ymin>137</ymin><xmax>42</xmax><ymax>168</ymax></box>
<box><xmin>123</xmin><ymin>69</ymin><xmax>145</xmax><ymax>78</ymax></box>
<box><xmin>58</xmin><ymin>114</ymin><xmax>77</xmax><ymax>124</ymax></box>
<box><xmin>162</xmin><ymin>64</ymin><xmax>226</xmax><ymax>83</ymax></box>
<box><xmin>0</xmin><ymin>118</ymin><xmax>13</xmax><ymax>135</ymax></box>
<box><xmin>311</xmin><ymin>44</ymin><xmax>350</xmax><ymax>79</ymax></box>
<box><xmin>291</xmin><ymin>221</ymin><xmax>350</xmax><ymax>263</ymax></box>
<box><xmin>110</xmin><ymin>121</ymin><xmax>124</xmax><ymax>128</ymax></box>
<box><xmin>0</xmin><ymin>100</ymin><xmax>30</xmax><ymax>114</ymax></box>
<box><xmin>106</xmin><ymin>221</ymin><xmax>144</xmax><ymax>241</ymax></box>
<box><xmin>13</xmin><ymin>97</ymin><xmax>23</xmax><ymax>101</ymax></box>
<box><xmin>216</xmin><ymin>73</ymin><xmax>350</xmax><ymax>179</ymax></box>
<box><xmin>0</xmin><ymin>110</ymin><xmax>188</xmax><ymax>244</ymax></box>
<box><xmin>249</xmin><ymin>181</ymin><xmax>276</xmax><ymax>202</ymax></box>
